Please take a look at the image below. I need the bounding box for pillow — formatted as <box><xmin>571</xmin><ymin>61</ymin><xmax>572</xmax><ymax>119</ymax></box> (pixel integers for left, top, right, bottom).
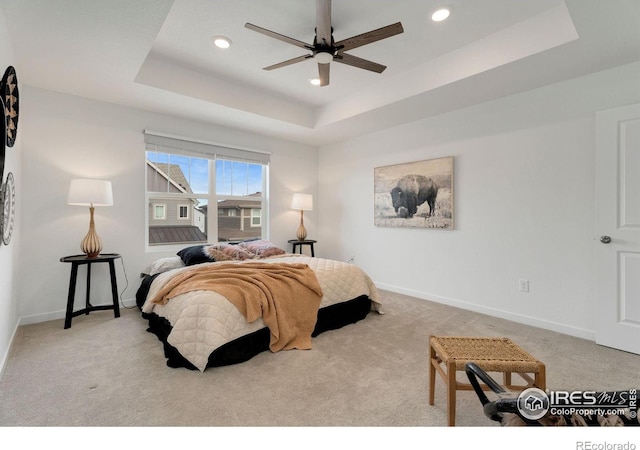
<box><xmin>178</xmin><ymin>241</ymin><xmax>282</xmax><ymax>265</ymax></box>
<box><xmin>203</xmin><ymin>247</ymin><xmax>234</xmax><ymax>262</ymax></box>
<box><xmin>219</xmin><ymin>245</ymin><xmax>254</xmax><ymax>260</ymax></box>
<box><xmin>256</xmin><ymin>246</ymin><xmax>287</xmax><ymax>258</ymax></box>
<box><xmin>238</xmin><ymin>240</ymin><xmax>286</xmax><ymax>258</ymax></box>
<box><xmin>178</xmin><ymin>243</ymin><xmax>253</xmax><ymax>265</ymax></box>
<box><xmin>143</xmin><ymin>256</ymin><xmax>185</xmax><ymax>275</ymax></box>
<box><xmin>177</xmin><ymin>245</ymin><xmax>213</xmax><ymax>266</ymax></box>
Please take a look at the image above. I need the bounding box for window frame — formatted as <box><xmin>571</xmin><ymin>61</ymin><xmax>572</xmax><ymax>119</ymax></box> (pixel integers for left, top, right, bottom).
<box><xmin>144</xmin><ymin>131</ymin><xmax>270</xmax><ymax>253</ymax></box>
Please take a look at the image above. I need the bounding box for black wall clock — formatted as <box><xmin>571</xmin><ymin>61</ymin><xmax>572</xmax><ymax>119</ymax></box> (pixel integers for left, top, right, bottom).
<box><xmin>1</xmin><ymin>66</ymin><xmax>19</xmax><ymax>148</ymax></box>
<box><xmin>1</xmin><ymin>171</ymin><xmax>15</xmax><ymax>245</ymax></box>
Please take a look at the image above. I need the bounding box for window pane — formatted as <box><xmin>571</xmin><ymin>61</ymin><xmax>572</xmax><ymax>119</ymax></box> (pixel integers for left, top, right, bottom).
<box><xmin>146</xmin><ymin>151</ymin><xmax>209</xmax><ymax>194</ymax></box>
<box><xmin>217</xmin><ymin>195</ymin><xmax>262</xmax><ymax>242</ymax></box>
<box><xmin>148</xmin><ymin>197</ymin><xmax>208</xmax><ymax>245</ymax></box>
<box><xmin>216</xmin><ymin>159</ymin><xmax>263</xmax><ymax>196</ymax></box>
<box><xmin>146</xmin><ymin>152</ymin><xmax>169</xmax><ymax>192</ymax></box>
<box><xmin>190</xmin><ymin>158</ymin><xmax>209</xmax><ymax>194</ymax></box>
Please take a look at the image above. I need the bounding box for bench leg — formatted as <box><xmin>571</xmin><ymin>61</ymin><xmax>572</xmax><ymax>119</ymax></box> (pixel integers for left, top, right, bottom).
<box><xmin>429</xmin><ymin>344</ymin><xmax>436</xmax><ymax>405</ymax></box>
<box><xmin>535</xmin><ymin>363</ymin><xmax>546</xmax><ymax>391</ymax></box>
<box><xmin>446</xmin><ymin>360</ymin><xmax>457</xmax><ymax>426</ymax></box>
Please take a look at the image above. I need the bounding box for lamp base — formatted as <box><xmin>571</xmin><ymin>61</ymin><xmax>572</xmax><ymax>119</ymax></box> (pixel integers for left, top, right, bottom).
<box><xmin>296</xmin><ymin>210</ymin><xmax>307</xmax><ymax>241</ymax></box>
<box><xmin>296</xmin><ymin>224</ymin><xmax>307</xmax><ymax>241</ymax></box>
<box><xmin>81</xmin><ymin>206</ymin><xmax>103</xmax><ymax>258</ymax></box>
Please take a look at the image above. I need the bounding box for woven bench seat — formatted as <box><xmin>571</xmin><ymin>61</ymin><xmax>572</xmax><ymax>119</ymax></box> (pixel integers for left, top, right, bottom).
<box><xmin>429</xmin><ymin>336</ymin><xmax>546</xmax><ymax>426</ymax></box>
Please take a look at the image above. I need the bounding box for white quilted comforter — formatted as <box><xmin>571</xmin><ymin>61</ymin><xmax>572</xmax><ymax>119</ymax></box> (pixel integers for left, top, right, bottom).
<box><xmin>141</xmin><ymin>255</ymin><xmax>381</xmax><ymax>371</ymax></box>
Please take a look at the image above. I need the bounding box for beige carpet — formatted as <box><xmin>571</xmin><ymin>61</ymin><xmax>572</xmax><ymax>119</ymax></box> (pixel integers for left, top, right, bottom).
<box><xmin>0</xmin><ymin>289</ymin><xmax>638</xmax><ymax>427</ymax></box>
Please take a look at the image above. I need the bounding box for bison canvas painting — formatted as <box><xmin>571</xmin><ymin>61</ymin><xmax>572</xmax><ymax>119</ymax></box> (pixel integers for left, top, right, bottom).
<box><xmin>374</xmin><ymin>157</ymin><xmax>454</xmax><ymax>229</ymax></box>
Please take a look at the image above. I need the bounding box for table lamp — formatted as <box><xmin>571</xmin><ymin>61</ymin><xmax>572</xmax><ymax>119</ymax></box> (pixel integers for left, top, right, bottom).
<box><xmin>67</xmin><ymin>179</ymin><xmax>113</xmax><ymax>257</ymax></box>
<box><xmin>291</xmin><ymin>193</ymin><xmax>313</xmax><ymax>241</ymax></box>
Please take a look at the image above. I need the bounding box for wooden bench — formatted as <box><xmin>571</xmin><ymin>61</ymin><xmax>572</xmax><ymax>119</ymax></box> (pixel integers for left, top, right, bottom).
<box><xmin>429</xmin><ymin>335</ymin><xmax>546</xmax><ymax>426</ymax></box>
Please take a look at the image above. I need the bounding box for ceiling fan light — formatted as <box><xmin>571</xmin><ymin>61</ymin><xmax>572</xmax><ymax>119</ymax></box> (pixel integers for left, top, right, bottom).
<box><xmin>212</xmin><ymin>35</ymin><xmax>232</xmax><ymax>49</ymax></box>
<box><xmin>314</xmin><ymin>51</ymin><xmax>333</xmax><ymax>64</ymax></box>
<box><xmin>309</xmin><ymin>78</ymin><xmax>321</xmax><ymax>86</ymax></box>
<box><xmin>431</xmin><ymin>7</ymin><xmax>451</xmax><ymax>22</ymax></box>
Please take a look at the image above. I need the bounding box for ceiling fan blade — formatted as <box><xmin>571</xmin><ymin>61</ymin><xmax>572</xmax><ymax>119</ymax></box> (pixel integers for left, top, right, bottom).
<box><xmin>245</xmin><ymin>23</ymin><xmax>312</xmax><ymax>50</ymax></box>
<box><xmin>333</xmin><ymin>52</ymin><xmax>387</xmax><ymax>73</ymax></box>
<box><xmin>318</xmin><ymin>62</ymin><xmax>330</xmax><ymax>86</ymax></box>
<box><xmin>335</xmin><ymin>22</ymin><xmax>404</xmax><ymax>52</ymax></box>
<box><xmin>263</xmin><ymin>55</ymin><xmax>313</xmax><ymax>71</ymax></box>
<box><xmin>316</xmin><ymin>0</ymin><xmax>332</xmax><ymax>46</ymax></box>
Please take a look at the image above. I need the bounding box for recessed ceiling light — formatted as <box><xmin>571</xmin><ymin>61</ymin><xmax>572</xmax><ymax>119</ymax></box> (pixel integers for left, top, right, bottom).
<box><xmin>212</xmin><ymin>35</ymin><xmax>232</xmax><ymax>49</ymax></box>
<box><xmin>431</xmin><ymin>7</ymin><xmax>451</xmax><ymax>22</ymax></box>
<box><xmin>309</xmin><ymin>78</ymin><xmax>321</xmax><ymax>86</ymax></box>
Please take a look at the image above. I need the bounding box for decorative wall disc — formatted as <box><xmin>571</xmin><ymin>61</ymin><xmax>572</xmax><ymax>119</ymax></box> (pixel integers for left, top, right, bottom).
<box><xmin>1</xmin><ymin>66</ymin><xmax>19</xmax><ymax>148</ymax></box>
<box><xmin>1</xmin><ymin>171</ymin><xmax>15</xmax><ymax>245</ymax></box>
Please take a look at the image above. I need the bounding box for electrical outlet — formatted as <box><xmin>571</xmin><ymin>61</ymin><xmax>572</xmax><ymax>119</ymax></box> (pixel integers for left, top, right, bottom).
<box><xmin>519</xmin><ymin>279</ymin><xmax>530</xmax><ymax>292</ymax></box>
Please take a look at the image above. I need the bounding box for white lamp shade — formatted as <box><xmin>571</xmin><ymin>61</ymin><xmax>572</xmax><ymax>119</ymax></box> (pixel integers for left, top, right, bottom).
<box><xmin>67</xmin><ymin>179</ymin><xmax>114</xmax><ymax>206</ymax></box>
<box><xmin>291</xmin><ymin>193</ymin><xmax>313</xmax><ymax>211</ymax></box>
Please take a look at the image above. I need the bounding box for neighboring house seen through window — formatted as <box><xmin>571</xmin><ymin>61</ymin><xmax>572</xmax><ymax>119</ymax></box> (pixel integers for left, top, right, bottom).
<box><xmin>144</xmin><ymin>131</ymin><xmax>270</xmax><ymax>249</ymax></box>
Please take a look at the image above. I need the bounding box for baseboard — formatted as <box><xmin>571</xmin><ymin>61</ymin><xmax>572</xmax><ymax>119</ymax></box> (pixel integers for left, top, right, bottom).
<box><xmin>375</xmin><ymin>282</ymin><xmax>596</xmax><ymax>341</ymax></box>
<box><xmin>0</xmin><ymin>320</ymin><xmax>20</xmax><ymax>380</ymax></box>
<box><xmin>18</xmin><ymin>297</ymin><xmax>138</xmax><ymax>326</ymax></box>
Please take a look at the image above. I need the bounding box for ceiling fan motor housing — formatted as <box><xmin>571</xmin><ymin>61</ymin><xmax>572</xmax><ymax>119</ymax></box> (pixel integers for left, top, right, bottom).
<box><xmin>314</xmin><ymin>51</ymin><xmax>334</xmax><ymax>64</ymax></box>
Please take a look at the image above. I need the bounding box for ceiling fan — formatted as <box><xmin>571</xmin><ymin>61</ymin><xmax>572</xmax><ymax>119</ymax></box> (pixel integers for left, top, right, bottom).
<box><xmin>245</xmin><ymin>0</ymin><xmax>404</xmax><ymax>86</ymax></box>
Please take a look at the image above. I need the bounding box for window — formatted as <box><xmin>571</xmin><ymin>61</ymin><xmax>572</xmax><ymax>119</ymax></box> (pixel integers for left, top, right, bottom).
<box><xmin>251</xmin><ymin>209</ymin><xmax>261</xmax><ymax>227</ymax></box>
<box><xmin>178</xmin><ymin>204</ymin><xmax>190</xmax><ymax>220</ymax></box>
<box><xmin>144</xmin><ymin>131</ymin><xmax>270</xmax><ymax>249</ymax></box>
<box><xmin>152</xmin><ymin>203</ymin><xmax>166</xmax><ymax>220</ymax></box>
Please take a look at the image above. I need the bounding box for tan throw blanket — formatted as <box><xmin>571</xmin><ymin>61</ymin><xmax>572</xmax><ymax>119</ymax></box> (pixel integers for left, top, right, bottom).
<box><xmin>150</xmin><ymin>262</ymin><xmax>324</xmax><ymax>352</ymax></box>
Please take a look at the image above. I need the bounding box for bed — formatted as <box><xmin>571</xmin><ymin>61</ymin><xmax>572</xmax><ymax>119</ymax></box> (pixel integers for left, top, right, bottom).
<box><xmin>136</xmin><ymin>240</ymin><xmax>381</xmax><ymax>371</ymax></box>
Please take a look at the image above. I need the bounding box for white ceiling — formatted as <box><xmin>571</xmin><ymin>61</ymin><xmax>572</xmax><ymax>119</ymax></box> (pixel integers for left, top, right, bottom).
<box><xmin>1</xmin><ymin>0</ymin><xmax>639</xmax><ymax>146</ymax></box>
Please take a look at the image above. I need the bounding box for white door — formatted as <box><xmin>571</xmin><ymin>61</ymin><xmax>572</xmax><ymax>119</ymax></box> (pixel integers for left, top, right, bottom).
<box><xmin>595</xmin><ymin>103</ymin><xmax>640</xmax><ymax>355</ymax></box>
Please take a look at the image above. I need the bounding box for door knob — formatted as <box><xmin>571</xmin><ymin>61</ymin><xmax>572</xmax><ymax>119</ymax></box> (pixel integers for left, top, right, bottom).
<box><xmin>600</xmin><ymin>236</ymin><xmax>612</xmax><ymax>244</ymax></box>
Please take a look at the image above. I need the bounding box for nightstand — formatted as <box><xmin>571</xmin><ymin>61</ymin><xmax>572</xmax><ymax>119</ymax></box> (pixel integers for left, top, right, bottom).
<box><xmin>288</xmin><ymin>239</ymin><xmax>316</xmax><ymax>257</ymax></box>
<box><xmin>60</xmin><ymin>253</ymin><xmax>121</xmax><ymax>329</ymax></box>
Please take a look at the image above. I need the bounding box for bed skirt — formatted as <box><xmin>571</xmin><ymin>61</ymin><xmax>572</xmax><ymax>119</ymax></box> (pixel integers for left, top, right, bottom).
<box><xmin>140</xmin><ymin>293</ymin><xmax>372</xmax><ymax>370</ymax></box>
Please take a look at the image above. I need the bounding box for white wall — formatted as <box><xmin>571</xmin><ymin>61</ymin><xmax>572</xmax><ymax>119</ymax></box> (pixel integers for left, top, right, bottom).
<box><xmin>7</xmin><ymin>54</ymin><xmax>640</xmax><ymax>363</ymax></box>
<box><xmin>0</xmin><ymin>9</ymin><xmax>21</xmax><ymax>375</ymax></box>
<box><xmin>317</xmin><ymin>62</ymin><xmax>640</xmax><ymax>340</ymax></box>
<box><xmin>17</xmin><ymin>87</ymin><xmax>317</xmax><ymax>324</ymax></box>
